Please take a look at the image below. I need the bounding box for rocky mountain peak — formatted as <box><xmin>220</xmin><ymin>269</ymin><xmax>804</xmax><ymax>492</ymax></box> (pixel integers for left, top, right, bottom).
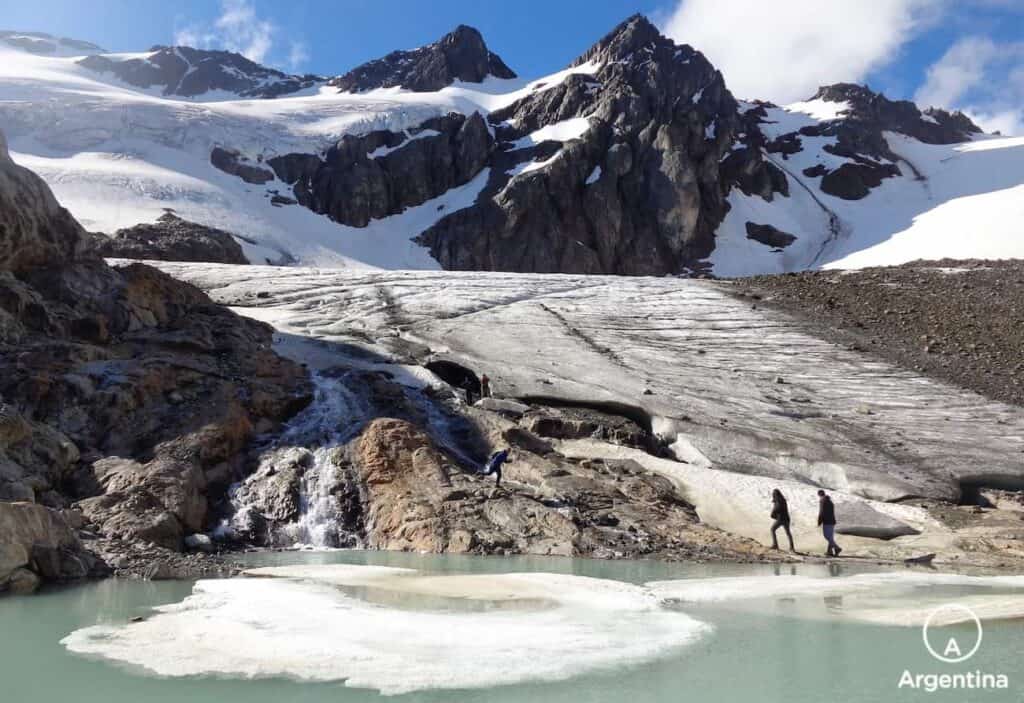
<box><xmin>78</xmin><ymin>46</ymin><xmax>321</xmax><ymax>99</ymax></box>
<box><xmin>808</xmin><ymin>82</ymin><xmax>982</xmax><ymax>143</ymax></box>
<box><xmin>327</xmin><ymin>25</ymin><xmax>516</xmax><ymax>93</ymax></box>
<box><xmin>571</xmin><ymin>14</ymin><xmax>666</xmax><ymax>67</ymax></box>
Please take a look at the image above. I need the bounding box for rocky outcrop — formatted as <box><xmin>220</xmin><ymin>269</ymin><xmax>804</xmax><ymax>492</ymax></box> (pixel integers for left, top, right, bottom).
<box><xmin>0</xmin><ymin>129</ymin><xmax>311</xmax><ymax>589</ymax></box>
<box><xmin>749</xmin><ymin>83</ymin><xmax>982</xmax><ymax>201</ymax></box>
<box><xmin>93</xmin><ymin>213</ymin><xmax>249</xmax><ymax>264</ymax></box>
<box><xmin>78</xmin><ymin>46</ymin><xmax>321</xmax><ymax>99</ymax></box>
<box><xmin>328</xmin><ymin>25</ymin><xmax>515</xmax><ymax>93</ymax></box>
<box><xmin>267</xmin><ymin>113</ymin><xmax>491</xmax><ymax>227</ymax></box>
<box><xmin>417</xmin><ymin>15</ymin><xmax>785</xmax><ymax>274</ymax></box>
<box><xmin>210</xmin><ymin>147</ymin><xmax>275</xmax><ymax>185</ymax></box>
<box><xmin>745</xmin><ymin>222</ymin><xmax>796</xmax><ymax>248</ymax></box>
<box><xmin>810</xmin><ymin>83</ymin><xmax>982</xmax><ymax>146</ymax></box>
<box><xmin>0</xmin><ymin>501</ymin><xmax>105</xmax><ymax>594</ymax></box>
<box><xmin>340</xmin><ymin>415</ymin><xmax>766</xmax><ymax>560</ymax></box>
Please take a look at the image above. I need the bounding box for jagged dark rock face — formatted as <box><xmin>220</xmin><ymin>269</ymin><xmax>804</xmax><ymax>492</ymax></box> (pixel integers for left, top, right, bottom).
<box><xmin>417</xmin><ymin>15</ymin><xmax>784</xmax><ymax>274</ymax></box>
<box><xmin>210</xmin><ymin>147</ymin><xmax>275</xmax><ymax>184</ymax></box>
<box><xmin>811</xmin><ymin>83</ymin><xmax>982</xmax><ymax>146</ymax></box>
<box><xmin>91</xmin><ymin>213</ymin><xmax>248</xmax><ymax>264</ymax></box>
<box><xmin>267</xmin><ymin>113</ymin><xmax>491</xmax><ymax>227</ymax></box>
<box><xmin>751</xmin><ymin>83</ymin><xmax>982</xmax><ymax>201</ymax></box>
<box><xmin>78</xmin><ymin>46</ymin><xmax>321</xmax><ymax>98</ymax></box>
<box><xmin>328</xmin><ymin>25</ymin><xmax>516</xmax><ymax>93</ymax></box>
<box><xmin>0</xmin><ymin>30</ymin><xmax>103</xmax><ymax>55</ymax></box>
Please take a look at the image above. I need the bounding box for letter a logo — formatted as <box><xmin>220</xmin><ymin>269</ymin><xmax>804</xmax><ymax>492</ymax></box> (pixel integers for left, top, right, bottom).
<box><xmin>922</xmin><ymin>604</ymin><xmax>983</xmax><ymax>664</ymax></box>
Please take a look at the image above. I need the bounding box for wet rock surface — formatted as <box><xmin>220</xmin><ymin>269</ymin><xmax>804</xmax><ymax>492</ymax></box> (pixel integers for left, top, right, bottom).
<box><xmin>737</xmin><ymin>260</ymin><xmax>1024</xmax><ymax>407</ymax></box>
<box><xmin>92</xmin><ymin>212</ymin><xmax>248</xmax><ymax>264</ymax></box>
<box><xmin>327</xmin><ymin>25</ymin><xmax>515</xmax><ymax>93</ymax></box>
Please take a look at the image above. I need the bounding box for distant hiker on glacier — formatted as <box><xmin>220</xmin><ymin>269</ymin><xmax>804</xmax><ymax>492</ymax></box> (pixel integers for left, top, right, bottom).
<box><xmin>769</xmin><ymin>488</ymin><xmax>795</xmax><ymax>552</ymax></box>
<box><xmin>480</xmin><ymin>374</ymin><xmax>491</xmax><ymax>398</ymax></box>
<box><xmin>480</xmin><ymin>448</ymin><xmax>510</xmax><ymax>487</ymax></box>
<box><xmin>817</xmin><ymin>489</ymin><xmax>842</xmax><ymax>557</ymax></box>
<box><xmin>462</xmin><ymin>377</ymin><xmax>477</xmax><ymax>405</ymax></box>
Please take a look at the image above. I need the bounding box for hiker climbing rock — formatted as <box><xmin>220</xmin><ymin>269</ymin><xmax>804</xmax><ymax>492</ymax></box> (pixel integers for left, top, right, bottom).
<box><xmin>480</xmin><ymin>448</ymin><xmax>510</xmax><ymax>486</ymax></box>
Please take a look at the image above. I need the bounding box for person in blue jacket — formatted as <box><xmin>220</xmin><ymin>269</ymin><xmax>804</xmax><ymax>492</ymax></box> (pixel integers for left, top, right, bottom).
<box><xmin>480</xmin><ymin>448</ymin><xmax>510</xmax><ymax>486</ymax></box>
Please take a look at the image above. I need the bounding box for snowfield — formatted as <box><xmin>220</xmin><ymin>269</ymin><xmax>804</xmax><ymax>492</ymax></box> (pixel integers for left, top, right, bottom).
<box><xmin>2</xmin><ymin>41</ymin><xmax>1022</xmax><ymax>272</ymax></box>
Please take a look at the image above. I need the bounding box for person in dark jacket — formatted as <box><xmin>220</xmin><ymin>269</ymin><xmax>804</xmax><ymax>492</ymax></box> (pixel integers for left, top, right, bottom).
<box><xmin>817</xmin><ymin>489</ymin><xmax>842</xmax><ymax>557</ymax></box>
<box><xmin>480</xmin><ymin>374</ymin><xmax>491</xmax><ymax>398</ymax></box>
<box><xmin>462</xmin><ymin>377</ymin><xmax>477</xmax><ymax>405</ymax></box>
<box><xmin>770</xmin><ymin>488</ymin><xmax>795</xmax><ymax>552</ymax></box>
<box><xmin>480</xmin><ymin>448</ymin><xmax>510</xmax><ymax>486</ymax></box>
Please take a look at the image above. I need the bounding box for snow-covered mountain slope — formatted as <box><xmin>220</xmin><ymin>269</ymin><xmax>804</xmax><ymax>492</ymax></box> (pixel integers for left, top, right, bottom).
<box><xmin>1</xmin><ymin>18</ymin><xmax>1022</xmax><ymax>273</ymax></box>
<box><xmin>711</xmin><ymin>98</ymin><xmax>1024</xmax><ymax>276</ymax></box>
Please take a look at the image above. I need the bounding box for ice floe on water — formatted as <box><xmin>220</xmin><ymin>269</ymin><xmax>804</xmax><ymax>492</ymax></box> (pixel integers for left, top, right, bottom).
<box><xmin>649</xmin><ymin>571</ymin><xmax>1024</xmax><ymax>626</ymax></box>
<box><xmin>61</xmin><ymin>564</ymin><xmax>1024</xmax><ymax>694</ymax></box>
<box><xmin>61</xmin><ymin>565</ymin><xmax>711</xmax><ymax>695</ymax></box>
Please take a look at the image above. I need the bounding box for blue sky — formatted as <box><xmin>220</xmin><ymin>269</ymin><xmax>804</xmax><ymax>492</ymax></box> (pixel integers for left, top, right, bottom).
<box><xmin>4</xmin><ymin>0</ymin><xmax>1023</xmax><ymax>133</ymax></box>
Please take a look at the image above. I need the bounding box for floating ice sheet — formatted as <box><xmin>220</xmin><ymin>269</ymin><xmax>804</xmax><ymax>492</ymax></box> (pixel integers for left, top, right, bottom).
<box><xmin>62</xmin><ymin>565</ymin><xmax>710</xmax><ymax>695</ymax></box>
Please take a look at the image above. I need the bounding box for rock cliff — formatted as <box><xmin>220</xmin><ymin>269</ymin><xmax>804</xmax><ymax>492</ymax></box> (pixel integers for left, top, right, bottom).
<box><xmin>0</xmin><ymin>130</ymin><xmax>311</xmax><ymax>591</ymax></box>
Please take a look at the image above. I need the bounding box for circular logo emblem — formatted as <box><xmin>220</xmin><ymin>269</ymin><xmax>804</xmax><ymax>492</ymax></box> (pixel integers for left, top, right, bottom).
<box><xmin>922</xmin><ymin>604</ymin><xmax>983</xmax><ymax>663</ymax></box>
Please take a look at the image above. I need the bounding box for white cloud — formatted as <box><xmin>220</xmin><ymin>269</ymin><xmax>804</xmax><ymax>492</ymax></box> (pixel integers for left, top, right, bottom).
<box><xmin>914</xmin><ymin>36</ymin><xmax>998</xmax><ymax>108</ymax></box>
<box><xmin>173</xmin><ymin>0</ymin><xmax>308</xmax><ymax>70</ymax></box>
<box><xmin>287</xmin><ymin>41</ymin><xmax>310</xmax><ymax>72</ymax></box>
<box><xmin>660</xmin><ymin>0</ymin><xmax>940</xmax><ymax>103</ymax></box>
<box><xmin>915</xmin><ymin>36</ymin><xmax>1024</xmax><ymax>135</ymax></box>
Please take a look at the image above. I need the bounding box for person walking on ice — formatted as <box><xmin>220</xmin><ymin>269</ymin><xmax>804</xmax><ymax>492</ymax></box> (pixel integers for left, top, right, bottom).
<box><xmin>769</xmin><ymin>488</ymin><xmax>795</xmax><ymax>552</ymax></box>
<box><xmin>817</xmin><ymin>489</ymin><xmax>842</xmax><ymax>557</ymax></box>
<box><xmin>480</xmin><ymin>448</ymin><xmax>510</xmax><ymax>487</ymax></box>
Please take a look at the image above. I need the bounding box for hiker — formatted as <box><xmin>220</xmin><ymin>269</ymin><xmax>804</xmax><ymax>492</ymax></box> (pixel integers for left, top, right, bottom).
<box><xmin>462</xmin><ymin>377</ymin><xmax>477</xmax><ymax>405</ymax></box>
<box><xmin>770</xmin><ymin>488</ymin><xmax>795</xmax><ymax>552</ymax></box>
<box><xmin>480</xmin><ymin>374</ymin><xmax>491</xmax><ymax>398</ymax></box>
<box><xmin>481</xmin><ymin>448</ymin><xmax>510</xmax><ymax>486</ymax></box>
<box><xmin>817</xmin><ymin>489</ymin><xmax>842</xmax><ymax>557</ymax></box>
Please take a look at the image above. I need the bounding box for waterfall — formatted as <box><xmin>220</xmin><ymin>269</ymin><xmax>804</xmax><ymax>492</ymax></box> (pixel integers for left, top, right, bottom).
<box><xmin>219</xmin><ymin>371</ymin><xmax>371</xmax><ymax>548</ymax></box>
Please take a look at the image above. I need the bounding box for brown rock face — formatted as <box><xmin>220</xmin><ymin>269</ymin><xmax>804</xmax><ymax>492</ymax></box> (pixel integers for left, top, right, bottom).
<box><xmin>0</xmin><ymin>129</ymin><xmax>312</xmax><ymax>585</ymax></box>
<box><xmin>348</xmin><ymin>416</ymin><xmax>765</xmax><ymax>561</ymax></box>
<box><xmin>0</xmin><ymin>501</ymin><xmax>101</xmax><ymax>593</ymax></box>
<box><xmin>355</xmin><ymin>418</ymin><xmax>454</xmax><ymax>551</ymax></box>
<box><xmin>0</xmin><ymin>131</ymin><xmax>88</xmax><ymax>272</ymax></box>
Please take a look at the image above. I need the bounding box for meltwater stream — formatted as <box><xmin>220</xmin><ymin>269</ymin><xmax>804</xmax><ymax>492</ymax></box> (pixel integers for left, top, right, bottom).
<box><xmin>222</xmin><ymin>363</ymin><xmax>482</xmax><ymax>548</ymax></box>
<box><xmin>6</xmin><ymin>551</ymin><xmax>1024</xmax><ymax>703</ymax></box>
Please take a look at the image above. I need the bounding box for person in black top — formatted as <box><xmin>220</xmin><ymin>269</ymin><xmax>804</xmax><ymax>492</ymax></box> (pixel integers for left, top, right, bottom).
<box><xmin>770</xmin><ymin>489</ymin><xmax>796</xmax><ymax>552</ymax></box>
<box><xmin>817</xmin><ymin>489</ymin><xmax>842</xmax><ymax>557</ymax></box>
